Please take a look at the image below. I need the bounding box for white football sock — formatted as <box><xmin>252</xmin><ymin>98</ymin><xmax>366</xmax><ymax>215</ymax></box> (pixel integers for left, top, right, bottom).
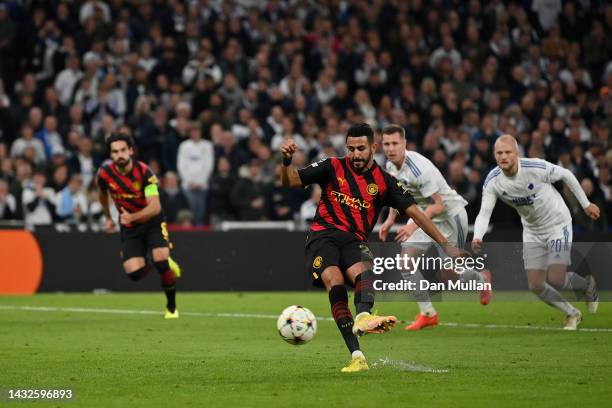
<box><xmin>538</xmin><ymin>283</ymin><xmax>579</xmax><ymax>315</ymax></box>
<box><xmin>417</xmin><ymin>301</ymin><xmax>436</xmax><ymax>316</ymax></box>
<box><xmin>352</xmin><ymin>350</ymin><xmax>365</xmax><ymax>359</ymax></box>
<box><xmin>401</xmin><ymin>269</ymin><xmax>437</xmax><ymax>316</ymax></box>
<box><xmin>562</xmin><ymin>272</ymin><xmax>587</xmax><ymax>291</ymax></box>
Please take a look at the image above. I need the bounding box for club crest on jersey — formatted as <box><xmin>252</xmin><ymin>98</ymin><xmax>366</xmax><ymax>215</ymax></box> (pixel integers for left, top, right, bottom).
<box><xmin>132</xmin><ymin>181</ymin><xmax>141</xmax><ymax>191</ymax></box>
<box><xmin>528</xmin><ymin>183</ymin><xmax>534</xmax><ymax>190</ymax></box>
<box><xmin>367</xmin><ymin>183</ymin><xmax>378</xmax><ymax>196</ymax></box>
<box><xmin>313</xmin><ymin>256</ymin><xmax>323</xmax><ymax>269</ymax></box>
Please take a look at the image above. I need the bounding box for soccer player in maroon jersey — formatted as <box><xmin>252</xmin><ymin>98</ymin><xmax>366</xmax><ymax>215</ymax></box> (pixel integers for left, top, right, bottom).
<box><xmin>97</xmin><ymin>133</ymin><xmax>182</xmax><ymax>319</ymax></box>
<box><xmin>280</xmin><ymin>123</ymin><xmax>461</xmax><ymax>372</ymax></box>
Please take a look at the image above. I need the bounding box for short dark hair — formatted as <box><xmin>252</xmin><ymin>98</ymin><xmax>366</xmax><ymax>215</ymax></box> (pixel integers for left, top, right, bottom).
<box><xmin>106</xmin><ymin>132</ymin><xmax>135</xmax><ymax>153</ymax></box>
<box><xmin>346</xmin><ymin>123</ymin><xmax>374</xmax><ymax>144</ymax></box>
<box><xmin>381</xmin><ymin>124</ymin><xmax>406</xmax><ymax>139</ymax></box>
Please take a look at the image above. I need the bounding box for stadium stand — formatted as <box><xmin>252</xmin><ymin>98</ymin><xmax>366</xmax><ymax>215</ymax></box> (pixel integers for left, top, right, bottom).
<box><xmin>0</xmin><ymin>0</ymin><xmax>610</xmax><ymax>230</ymax></box>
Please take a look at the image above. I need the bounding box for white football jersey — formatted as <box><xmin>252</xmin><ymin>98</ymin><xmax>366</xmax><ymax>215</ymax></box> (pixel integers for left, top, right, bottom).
<box><xmin>385</xmin><ymin>151</ymin><xmax>467</xmax><ymax>221</ymax></box>
<box><xmin>481</xmin><ymin>158</ymin><xmax>572</xmax><ymax>234</ymax></box>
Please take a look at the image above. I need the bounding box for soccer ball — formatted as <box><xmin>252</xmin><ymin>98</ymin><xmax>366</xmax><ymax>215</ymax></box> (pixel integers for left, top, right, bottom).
<box><xmin>277</xmin><ymin>305</ymin><xmax>317</xmax><ymax>345</ymax></box>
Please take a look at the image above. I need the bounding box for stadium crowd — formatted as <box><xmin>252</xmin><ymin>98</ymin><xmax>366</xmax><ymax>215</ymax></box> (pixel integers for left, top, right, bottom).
<box><xmin>0</xmin><ymin>0</ymin><xmax>610</xmax><ymax>231</ymax></box>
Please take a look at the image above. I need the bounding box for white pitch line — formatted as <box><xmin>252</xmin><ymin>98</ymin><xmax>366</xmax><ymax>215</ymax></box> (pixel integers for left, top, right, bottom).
<box><xmin>1</xmin><ymin>305</ymin><xmax>611</xmax><ymax>333</ymax></box>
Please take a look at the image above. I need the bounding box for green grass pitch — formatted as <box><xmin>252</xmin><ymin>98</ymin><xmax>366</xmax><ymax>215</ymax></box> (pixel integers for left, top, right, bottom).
<box><xmin>0</xmin><ymin>292</ymin><xmax>611</xmax><ymax>407</ymax></box>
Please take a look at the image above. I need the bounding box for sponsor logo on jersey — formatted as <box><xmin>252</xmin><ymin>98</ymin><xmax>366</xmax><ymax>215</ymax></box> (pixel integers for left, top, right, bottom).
<box><xmin>501</xmin><ymin>191</ymin><xmax>535</xmax><ymax>206</ymax></box>
<box><xmin>331</xmin><ymin>190</ymin><xmax>372</xmax><ymax>210</ymax></box>
<box><xmin>337</xmin><ymin>176</ymin><xmax>345</xmax><ymax>186</ymax></box>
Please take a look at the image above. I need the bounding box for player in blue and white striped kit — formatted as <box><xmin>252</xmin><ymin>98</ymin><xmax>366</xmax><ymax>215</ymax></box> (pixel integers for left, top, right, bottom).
<box><xmin>473</xmin><ymin>135</ymin><xmax>600</xmax><ymax>330</ymax></box>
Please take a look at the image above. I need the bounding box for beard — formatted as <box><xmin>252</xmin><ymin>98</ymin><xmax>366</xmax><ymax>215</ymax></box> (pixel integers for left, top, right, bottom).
<box><xmin>114</xmin><ymin>157</ymin><xmax>131</xmax><ymax>169</ymax></box>
<box><xmin>349</xmin><ymin>153</ymin><xmax>372</xmax><ymax>173</ymax></box>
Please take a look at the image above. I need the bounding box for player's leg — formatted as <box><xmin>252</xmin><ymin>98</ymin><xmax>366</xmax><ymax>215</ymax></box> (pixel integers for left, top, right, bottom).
<box><xmin>321</xmin><ymin>266</ymin><xmax>360</xmax><ymax>355</ymax></box>
<box><xmin>345</xmin><ymin>254</ymin><xmax>397</xmax><ymax>336</ymax></box>
<box><xmin>400</xmin><ymin>244</ymin><xmax>440</xmax><ymax>330</ymax></box>
<box><xmin>151</xmin><ymin>246</ymin><xmax>178</xmax><ymax>318</ymax></box>
<box><xmin>121</xmin><ymin>234</ymin><xmax>150</xmax><ymax>280</ymax></box>
<box><xmin>527</xmin><ymin>267</ymin><xmax>582</xmax><ymax>329</ymax></box>
<box><xmin>320</xmin><ymin>266</ymin><xmax>367</xmax><ymax>372</ymax></box>
<box><xmin>450</xmin><ymin>210</ymin><xmax>492</xmax><ymax>305</ymax></box>
<box><xmin>307</xmin><ymin>234</ymin><xmax>364</xmax><ymax>372</ymax></box>
<box><xmin>122</xmin><ymin>256</ymin><xmax>149</xmax><ymax>279</ymax></box>
<box><xmin>148</xmin><ymin>222</ymin><xmax>179</xmax><ymax>318</ymax></box>
<box><xmin>547</xmin><ymin>226</ymin><xmax>598</xmax><ymax>313</ymax></box>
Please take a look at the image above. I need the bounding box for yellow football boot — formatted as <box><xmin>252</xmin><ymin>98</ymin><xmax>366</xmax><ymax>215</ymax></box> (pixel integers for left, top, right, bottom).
<box><xmin>341</xmin><ymin>355</ymin><xmax>369</xmax><ymax>373</ymax></box>
<box><xmin>352</xmin><ymin>312</ymin><xmax>397</xmax><ymax>336</ymax></box>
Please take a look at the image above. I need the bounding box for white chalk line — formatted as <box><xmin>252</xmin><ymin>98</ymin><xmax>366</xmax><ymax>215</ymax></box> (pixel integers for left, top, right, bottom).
<box><xmin>0</xmin><ymin>305</ymin><xmax>611</xmax><ymax>333</ymax></box>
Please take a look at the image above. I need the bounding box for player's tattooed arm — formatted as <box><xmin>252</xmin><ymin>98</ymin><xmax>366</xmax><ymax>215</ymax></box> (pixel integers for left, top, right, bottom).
<box><xmin>279</xmin><ymin>139</ymin><xmax>303</xmax><ymax>187</ymax></box>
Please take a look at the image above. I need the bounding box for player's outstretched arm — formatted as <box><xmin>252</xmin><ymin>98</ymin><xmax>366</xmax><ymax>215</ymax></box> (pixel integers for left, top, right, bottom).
<box><xmin>280</xmin><ymin>139</ymin><xmax>303</xmax><ymax>188</ymax></box>
<box><xmin>555</xmin><ymin>166</ymin><xmax>601</xmax><ymax>220</ymax></box>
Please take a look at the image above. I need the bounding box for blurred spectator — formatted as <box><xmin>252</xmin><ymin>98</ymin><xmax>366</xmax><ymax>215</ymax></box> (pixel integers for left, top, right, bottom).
<box><xmin>0</xmin><ymin>0</ymin><xmax>609</xmax><ymax>229</ymax></box>
<box><xmin>209</xmin><ymin>156</ymin><xmax>237</xmax><ymax>223</ymax></box>
<box><xmin>10</xmin><ymin>125</ymin><xmax>46</xmax><ymax>164</ymax></box>
<box><xmin>299</xmin><ymin>185</ymin><xmax>321</xmax><ymax>223</ymax></box>
<box><xmin>568</xmin><ymin>178</ymin><xmax>608</xmax><ymax>231</ymax></box>
<box><xmin>68</xmin><ymin>136</ymin><xmax>97</xmax><ymax>189</ymax></box>
<box><xmin>230</xmin><ymin>159</ymin><xmax>269</xmax><ymax>221</ymax></box>
<box><xmin>177</xmin><ymin>124</ymin><xmax>214</xmax><ymax>225</ymax></box>
<box><xmin>269</xmin><ymin>164</ymin><xmax>308</xmax><ymax>221</ymax></box>
<box><xmin>159</xmin><ymin>171</ymin><xmax>191</xmax><ymax>225</ymax></box>
<box><xmin>55</xmin><ymin>173</ymin><xmax>87</xmax><ymax>223</ymax></box>
<box><xmin>0</xmin><ymin>4</ymin><xmax>16</xmax><ymax>92</ymax></box>
<box><xmin>36</xmin><ymin>116</ymin><xmax>64</xmax><ymax>160</ymax></box>
<box><xmin>54</xmin><ymin>54</ymin><xmax>83</xmax><ymax>106</ymax></box>
<box><xmin>22</xmin><ymin>170</ymin><xmax>56</xmax><ymax>225</ymax></box>
<box><xmin>0</xmin><ymin>178</ymin><xmax>16</xmax><ymax>220</ymax></box>
<box><xmin>176</xmin><ymin>209</ymin><xmax>195</xmax><ymax>228</ymax></box>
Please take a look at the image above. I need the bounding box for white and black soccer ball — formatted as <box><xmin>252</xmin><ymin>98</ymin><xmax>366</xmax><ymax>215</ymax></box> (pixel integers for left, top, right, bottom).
<box><xmin>277</xmin><ymin>305</ymin><xmax>317</xmax><ymax>345</ymax></box>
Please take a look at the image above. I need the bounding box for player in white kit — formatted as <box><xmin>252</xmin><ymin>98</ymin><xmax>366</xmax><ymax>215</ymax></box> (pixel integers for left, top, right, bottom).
<box><xmin>472</xmin><ymin>135</ymin><xmax>600</xmax><ymax>330</ymax></box>
<box><xmin>379</xmin><ymin>125</ymin><xmax>492</xmax><ymax>331</ymax></box>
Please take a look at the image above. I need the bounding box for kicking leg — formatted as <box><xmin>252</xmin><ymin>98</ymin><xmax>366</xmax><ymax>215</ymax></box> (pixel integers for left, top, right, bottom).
<box><xmin>346</xmin><ymin>261</ymin><xmax>397</xmax><ymax>336</ymax></box>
